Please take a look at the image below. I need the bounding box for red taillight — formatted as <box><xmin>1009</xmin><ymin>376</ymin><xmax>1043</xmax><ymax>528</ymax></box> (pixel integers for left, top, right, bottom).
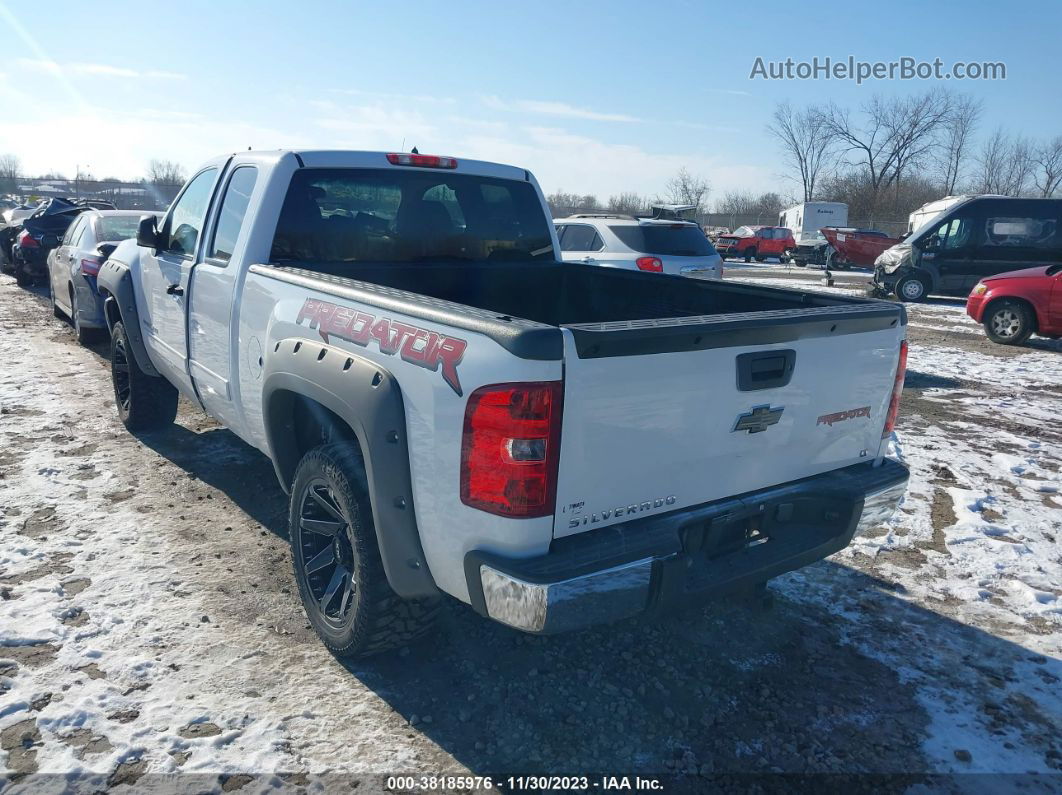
<box><xmin>882</xmin><ymin>341</ymin><xmax>908</xmax><ymax>439</ymax></box>
<box><xmin>386</xmin><ymin>152</ymin><xmax>458</xmax><ymax>169</ymax></box>
<box><xmin>80</xmin><ymin>257</ymin><xmax>102</xmax><ymax>276</ymax></box>
<box><xmin>17</xmin><ymin>230</ymin><xmax>39</xmax><ymax>248</ymax></box>
<box><xmin>460</xmin><ymin>381</ymin><xmax>563</xmax><ymax>518</ymax></box>
<box><xmin>636</xmin><ymin>256</ymin><xmax>663</xmax><ymax>272</ymax></box>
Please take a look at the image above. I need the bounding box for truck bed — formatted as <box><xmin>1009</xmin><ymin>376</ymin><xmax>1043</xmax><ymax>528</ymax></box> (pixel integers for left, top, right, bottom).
<box><xmin>255</xmin><ymin>260</ymin><xmax>905</xmax><ymax>360</ymax></box>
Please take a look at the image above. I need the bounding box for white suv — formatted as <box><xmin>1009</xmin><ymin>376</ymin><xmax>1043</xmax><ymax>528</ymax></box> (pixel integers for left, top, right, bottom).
<box><xmin>554</xmin><ymin>214</ymin><xmax>723</xmax><ymax>278</ymax></box>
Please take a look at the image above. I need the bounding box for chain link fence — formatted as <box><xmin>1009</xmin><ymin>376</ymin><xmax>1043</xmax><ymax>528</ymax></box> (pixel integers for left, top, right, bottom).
<box><xmin>5</xmin><ymin>179</ymin><xmax>182</xmax><ymax>212</ymax></box>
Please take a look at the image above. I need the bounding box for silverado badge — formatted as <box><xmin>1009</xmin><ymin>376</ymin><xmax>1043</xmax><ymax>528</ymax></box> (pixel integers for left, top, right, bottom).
<box><xmin>733</xmin><ymin>405</ymin><xmax>784</xmax><ymax>434</ymax></box>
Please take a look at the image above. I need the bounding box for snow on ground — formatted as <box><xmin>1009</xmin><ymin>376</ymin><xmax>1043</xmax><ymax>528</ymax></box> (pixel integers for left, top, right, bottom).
<box><xmin>1</xmin><ymin>270</ymin><xmax>1060</xmax><ymax>787</ymax></box>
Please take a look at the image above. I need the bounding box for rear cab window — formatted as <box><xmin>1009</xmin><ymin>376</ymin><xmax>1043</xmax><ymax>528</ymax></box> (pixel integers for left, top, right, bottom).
<box><xmin>609</xmin><ymin>224</ymin><xmax>716</xmax><ymax>257</ymax></box>
<box><xmin>209</xmin><ymin>166</ymin><xmax>259</xmax><ymax>263</ymax></box>
<box><xmin>270</xmin><ymin>168</ymin><xmax>554</xmax><ymax>265</ymax></box>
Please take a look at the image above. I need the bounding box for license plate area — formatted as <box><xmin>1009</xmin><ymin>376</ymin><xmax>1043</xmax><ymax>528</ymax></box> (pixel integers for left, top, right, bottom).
<box><xmin>680</xmin><ymin>492</ymin><xmax>853</xmax><ymax>562</ymax></box>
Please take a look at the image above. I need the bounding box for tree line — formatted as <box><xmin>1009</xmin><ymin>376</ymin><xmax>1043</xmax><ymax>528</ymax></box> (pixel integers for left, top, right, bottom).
<box><xmin>0</xmin><ymin>156</ymin><xmax>188</xmax><ymax>196</ymax></box>
<box><xmin>769</xmin><ymin>89</ymin><xmax>1062</xmax><ymax>224</ymax></box>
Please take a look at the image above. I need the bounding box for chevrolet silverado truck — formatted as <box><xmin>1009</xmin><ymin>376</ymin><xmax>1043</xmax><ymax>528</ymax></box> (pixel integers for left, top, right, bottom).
<box><xmin>97</xmin><ymin>150</ymin><xmax>910</xmax><ymax>658</ymax></box>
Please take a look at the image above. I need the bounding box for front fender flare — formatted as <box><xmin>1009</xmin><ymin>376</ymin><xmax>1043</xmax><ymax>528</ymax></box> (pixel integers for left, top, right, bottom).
<box><xmin>262</xmin><ymin>337</ymin><xmax>438</xmax><ymax>599</ymax></box>
<box><xmin>97</xmin><ymin>258</ymin><xmax>160</xmax><ymax>377</ymax></box>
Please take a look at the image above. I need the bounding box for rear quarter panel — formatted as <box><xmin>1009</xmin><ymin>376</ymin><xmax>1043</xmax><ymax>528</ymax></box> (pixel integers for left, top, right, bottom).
<box><xmin>238</xmin><ymin>272</ymin><xmax>563</xmax><ymax>603</ymax></box>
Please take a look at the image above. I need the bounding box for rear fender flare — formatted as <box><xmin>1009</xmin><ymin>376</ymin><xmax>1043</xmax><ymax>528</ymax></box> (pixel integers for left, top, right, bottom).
<box><xmin>262</xmin><ymin>337</ymin><xmax>438</xmax><ymax>599</ymax></box>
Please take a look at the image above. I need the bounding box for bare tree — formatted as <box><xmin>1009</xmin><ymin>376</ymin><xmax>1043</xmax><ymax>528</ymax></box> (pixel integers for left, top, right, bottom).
<box><xmin>607</xmin><ymin>192</ymin><xmax>645</xmax><ymax>213</ymax></box>
<box><xmin>937</xmin><ymin>93</ymin><xmax>982</xmax><ymax>195</ymax></box>
<box><xmin>767</xmin><ymin>102</ymin><xmax>832</xmax><ymax>201</ymax></box>
<box><xmin>545</xmin><ymin>190</ymin><xmax>600</xmax><ymax>217</ymax></box>
<box><xmin>0</xmin><ymin>154</ymin><xmax>22</xmax><ymax>195</ymax></box>
<box><xmin>973</xmin><ymin>129</ymin><xmax>1034</xmax><ymax>196</ymax></box>
<box><xmin>715</xmin><ymin>190</ymin><xmax>785</xmax><ymax>218</ymax></box>
<box><xmin>1032</xmin><ymin>135</ymin><xmax>1062</xmax><ymax>197</ymax></box>
<box><xmin>146</xmin><ymin>159</ymin><xmax>186</xmax><ymax>185</ymax></box>
<box><xmin>820</xmin><ymin>90</ymin><xmax>953</xmax><ymax>224</ymax></box>
<box><xmin>664</xmin><ymin>167</ymin><xmax>710</xmax><ymax>212</ymax></box>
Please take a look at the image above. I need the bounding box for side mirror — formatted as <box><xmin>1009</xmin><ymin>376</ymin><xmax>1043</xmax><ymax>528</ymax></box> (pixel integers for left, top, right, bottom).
<box><xmin>137</xmin><ymin>215</ymin><xmax>161</xmax><ymax>249</ymax></box>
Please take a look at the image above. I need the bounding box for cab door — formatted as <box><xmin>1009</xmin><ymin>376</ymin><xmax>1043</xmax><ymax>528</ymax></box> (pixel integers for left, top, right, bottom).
<box><xmin>920</xmin><ymin>213</ymin><xmax>978</xmax><ymax>292</ymax></box>
<box><xmin>187</xmin><ymin>164</ymin><xmax>259</xmax><ymax>430</ymax></box>
<box><xmin>138</xmin><ymin>165</ymin><xmax>224</xmax><ymax>395</ymax></box>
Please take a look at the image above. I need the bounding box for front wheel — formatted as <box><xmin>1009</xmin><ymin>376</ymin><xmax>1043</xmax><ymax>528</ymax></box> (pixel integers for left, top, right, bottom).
<box><xmin>983</xmin><ymin>300</ymin><xmax>1034</xmax><ymax>345</ymax></box>
<box><xmin>895</xmin><ymin>274</ymin><xmax>929</xmax><ymax>302</ymax></box>
<box><xmin>744</xmin><ymin>248</ymin><xmax>755</xmax><ymax>264</ymax></box>
<box><xmin>289</xmin><ymin>443</ymin><xmax>439</xmax><ymax>658</ymax></box>
<box><xmin>110</xmin><ymin>320</ymin><xmax>178</xmax><ymax>431</ymax></box>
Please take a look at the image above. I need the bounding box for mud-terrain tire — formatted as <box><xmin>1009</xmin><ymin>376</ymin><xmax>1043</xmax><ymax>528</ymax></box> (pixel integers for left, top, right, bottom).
<box><xmin>110</xmin><ymin>320</ymin><xmax>178</xmax><ymax>431</ymax></box>
<box><xmin>289</xmin><ymin>443</ymin><xmax>439</xmax><ymax>658</ymax></box>
<box><xmin>983</xmin><ymin>299</ymin><xmax>1034</xmax><ymax>345</ymax></box>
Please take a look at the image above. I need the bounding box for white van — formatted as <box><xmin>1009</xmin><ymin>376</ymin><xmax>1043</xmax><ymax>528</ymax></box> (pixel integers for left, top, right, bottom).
<box><xmin>778</xmin><ymin>202</ymin><xmax>849</xmax><ymax>244</ymax></box>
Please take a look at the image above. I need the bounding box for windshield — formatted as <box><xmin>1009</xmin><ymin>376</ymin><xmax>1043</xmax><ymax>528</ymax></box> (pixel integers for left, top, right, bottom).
<box><xmin>609</xmin><ymin>224</ymin><xmax>716</xmax><ymax>256</ymax></box>
<box><xmin>97</xmin><ymin>216</ymin><xmax>142</xmax><ymax>242</ymax></box>
<box><xmin>732</xmin><ymin>226</ymin><xmax>757</xmax><ymax>237</ymax></box>
<box><xmin>270</xmin><ymin>168</ymin><xmax>554</xmax><ymax>264</ymax></box>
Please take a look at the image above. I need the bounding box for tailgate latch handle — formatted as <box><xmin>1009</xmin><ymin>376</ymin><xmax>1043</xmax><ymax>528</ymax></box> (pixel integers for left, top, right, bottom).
<box><xmin>736</xmin><ymin>349</ymin><xmax>796</xmax><ymax>391</ymax></box>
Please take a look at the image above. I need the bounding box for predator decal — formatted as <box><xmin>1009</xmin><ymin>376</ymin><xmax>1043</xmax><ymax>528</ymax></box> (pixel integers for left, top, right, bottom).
<box><xmin>296</xmin><ymin>298</ymin><xmax>467</xmax><ymax>395</ymax></box>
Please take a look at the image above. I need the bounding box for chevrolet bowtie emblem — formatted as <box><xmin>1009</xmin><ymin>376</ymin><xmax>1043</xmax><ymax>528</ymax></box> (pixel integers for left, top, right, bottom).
<box><xmin>733</xmin><ymin>404</ymin><xmax>784</xmax><ymax>434</ymax></box>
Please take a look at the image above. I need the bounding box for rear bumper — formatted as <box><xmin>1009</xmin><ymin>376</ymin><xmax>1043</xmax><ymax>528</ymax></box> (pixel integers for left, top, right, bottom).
<box><xmin>465</xmin><ymin>458</ymin><xmax>909</xmax><ymax>634</ymax></box>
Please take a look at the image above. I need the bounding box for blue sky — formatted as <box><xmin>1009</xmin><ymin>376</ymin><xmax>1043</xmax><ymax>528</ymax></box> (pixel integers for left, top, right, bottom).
<box><xmin>1</xmin><ymin>0</ymin><xmax>1060</xmax><ymax>204</ymax></box>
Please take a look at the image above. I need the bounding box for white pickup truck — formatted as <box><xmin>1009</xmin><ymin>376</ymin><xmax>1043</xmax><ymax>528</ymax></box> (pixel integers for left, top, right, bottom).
<box><xmin>97</xmin><ymin>150</ymin><xmax>910</xmax><ymax>658</ymax></box>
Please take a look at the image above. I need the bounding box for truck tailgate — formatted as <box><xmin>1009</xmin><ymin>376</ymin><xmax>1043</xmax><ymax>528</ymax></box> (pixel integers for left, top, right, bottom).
<box><xmin>553</xmin><ymin>304</ymin><xmax>905</xmax><ymax>537</ymax></box>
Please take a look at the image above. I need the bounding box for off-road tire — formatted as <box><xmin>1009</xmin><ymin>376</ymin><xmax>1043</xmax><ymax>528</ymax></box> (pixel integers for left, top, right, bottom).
<box><xmin>983</xmin><ymin>299</ymin><xmax>1034</xmax><ymax>345</ymax></box>
<box><xmin>110</xmin><ymin>320</ymin><xmax>178</xmax><ymax>431</ymax></box>
<box><xmin>895</xmin><ymin>274</ymin><xmax>929</xmax><ymax>303</ymax></box>
<box><xmin>289</xmin><ymin>443</ymin><xmax>439</xmax><ymax>659</ymax></box>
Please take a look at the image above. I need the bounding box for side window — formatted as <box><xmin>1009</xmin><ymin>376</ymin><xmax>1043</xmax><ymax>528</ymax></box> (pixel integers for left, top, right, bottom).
<box><xmin>559</xmin><ymin>224</ymin><xmax>602</xmax><ymax>251</ymax></box>
<box><xmin>163</xmin><ymin>168</ymin><xmax>218</xmax><ymax>256</ymax></box>
<box><xmin>62</xmin><ymin>217</ymin><xmax>84</xmax><ymax>246</ymax></box>
<box><xmin>209</xmin><ymin>167</ymin><xmax>258</xmax><ymax>263</ymax></box>
<box><xmin>941</xmin><ymin>217</ymin><xmax>975</xmax><ymax>250</ymax></box>
<box><xmin>554</xmin><ymin>225</ymin><xmax>567</xmax><ymax>246</ymax></box>
<box><xmin>982</xmin><ymin>214</ymin><xmax>1059</xmax><ymax>260</ymax></box>
<box><xmin>73</xmin><ymin>219</ymin><xmax>90</xmax><ymax>248</ymax></box>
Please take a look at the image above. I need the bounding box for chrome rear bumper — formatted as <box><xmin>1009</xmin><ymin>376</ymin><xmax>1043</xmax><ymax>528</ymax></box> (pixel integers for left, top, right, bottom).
<box><xmin>466</xmin><ymin>458</ymin><xmax>909</xmax><ymax>634</ymax></box>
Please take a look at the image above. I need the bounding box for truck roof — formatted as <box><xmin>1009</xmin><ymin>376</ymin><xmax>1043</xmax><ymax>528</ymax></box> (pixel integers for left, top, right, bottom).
<box><xmin>226</xmin><ymin>149</ymin><xmax>529</xmax><ymax>182</ymax></box>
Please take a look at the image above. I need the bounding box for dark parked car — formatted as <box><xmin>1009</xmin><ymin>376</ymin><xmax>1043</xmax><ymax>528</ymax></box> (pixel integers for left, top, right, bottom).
<box><xmin>870</xmin><ymin>196</ymin><xmax>1062</xmax><ymax>302</ymax></box>
<box><xmin>10</xmin><ymin>198</ymin><xmax>115</xmax><ymax>287</ymax></box>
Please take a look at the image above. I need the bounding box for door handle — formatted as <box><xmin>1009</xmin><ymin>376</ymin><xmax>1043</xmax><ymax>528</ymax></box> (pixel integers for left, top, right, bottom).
<box><xmin>166</xmin><ymin>284</ymin><xmax>184</xmax><ymax>296</ymax></box>
<box><xmin>580</xmin><ymin>256</ymin><xmax>596</xmax><ymax>263</ymax></box>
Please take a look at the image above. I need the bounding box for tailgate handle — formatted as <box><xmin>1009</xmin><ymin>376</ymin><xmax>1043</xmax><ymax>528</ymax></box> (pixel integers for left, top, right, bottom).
<box><xmin>736</xmin><ymin>349</ymin><xmax>796</xmax><ymax>391</ymax></box>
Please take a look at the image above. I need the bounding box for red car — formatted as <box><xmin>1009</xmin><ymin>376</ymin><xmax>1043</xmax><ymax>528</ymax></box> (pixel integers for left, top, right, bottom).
<box><xmin>714</xmin><ymin>225</ymin><xmax>796</xmax><ymax>263</ymax></box>
<box><xmin>966</xmin><ymin>264</ymin><xmax>1062</xmax><ymax>345</ymax></box>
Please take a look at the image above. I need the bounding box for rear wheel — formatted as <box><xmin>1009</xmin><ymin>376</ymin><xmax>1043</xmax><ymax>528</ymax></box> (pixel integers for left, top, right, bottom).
<box><xmin>895</xmin><ymin>274</ymin><xmax>929</xmax><ymax>302</ymax></box>
<box><xmin>289</xmin><ymin>443</ymin><xmax>439</xmax><ymax>658</ymax></box>
<box><xmin>983</xmin><ymin>300</ymin><xmax>1034</xmax><ymax>345</ymax></box>
<box><xmin>50</xmin><ymin>285</ymin><xmax>64</xmax><ymax>319</ymax></box>
<box><xmin>70</xmin><ymin>285</ymin><xmax>99</xmax><ymax>345</ymax></box>
<box><xmin>110</xmin><ymin>320</ymin><xmax>178</xmax><ymax>431</ymax></box>
<box><xmin>14</xmin><ymin>263</ymin><xmax>32</xmax><ymax>288</ymax></box>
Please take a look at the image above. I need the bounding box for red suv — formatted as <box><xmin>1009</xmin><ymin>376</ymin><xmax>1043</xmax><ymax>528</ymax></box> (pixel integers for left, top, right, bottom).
<box><xmin>714</xmin><ymin>226</ymin><xmax>796</xmax><ymax>263</ymax></box>
<box><xmin>966</xmin><ymin>264</ymin><xmax>1062</xmax><ymax>345</ymax></box>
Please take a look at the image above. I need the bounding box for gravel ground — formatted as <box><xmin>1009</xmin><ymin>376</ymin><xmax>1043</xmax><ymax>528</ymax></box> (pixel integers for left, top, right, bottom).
<box><xmin>1</xmin><ymin>268</ymin><xmax>1060</xmax><ymax>793</ymax></box>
